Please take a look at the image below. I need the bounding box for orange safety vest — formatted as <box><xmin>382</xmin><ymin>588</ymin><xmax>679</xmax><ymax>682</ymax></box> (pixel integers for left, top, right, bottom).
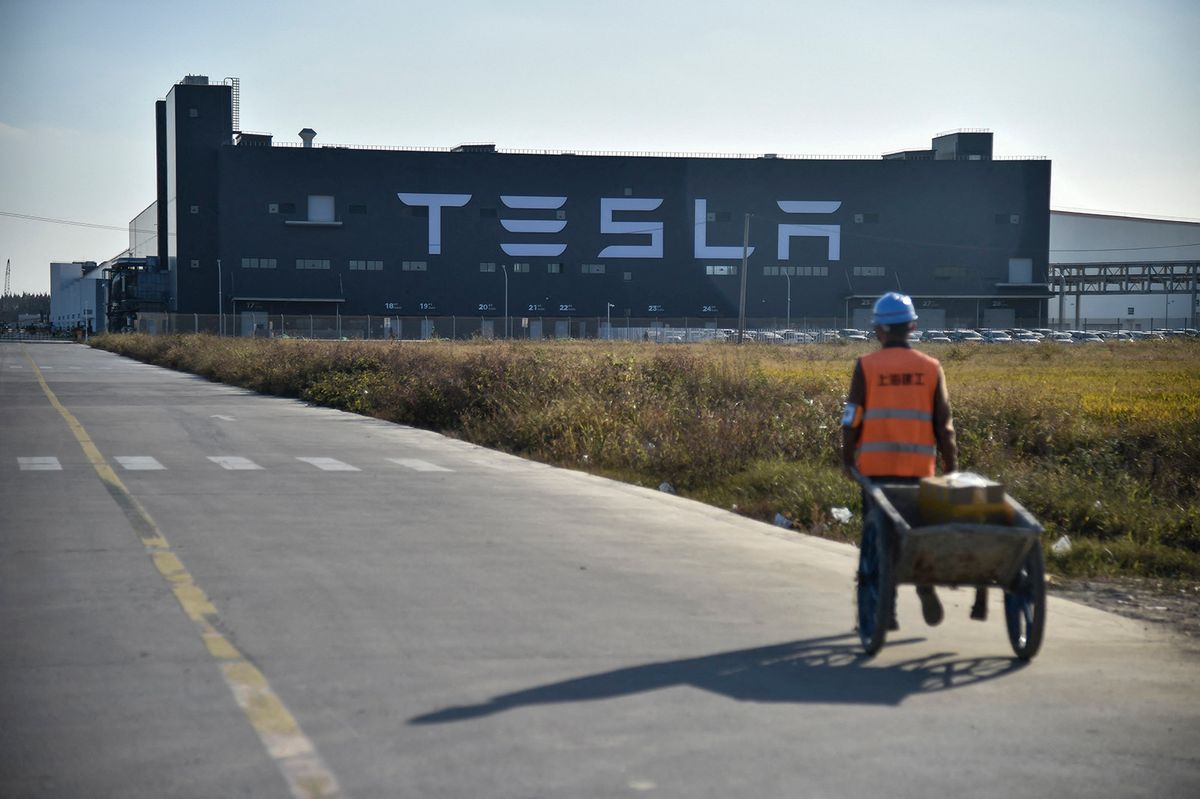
<box><xmin>857</xmin><ymin>347</ymin><xmax>940</xmax><ymax>477</ymax></box>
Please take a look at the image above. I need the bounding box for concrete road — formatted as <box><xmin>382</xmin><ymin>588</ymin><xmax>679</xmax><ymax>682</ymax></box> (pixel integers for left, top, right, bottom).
<box><xmin>2</xmin><ymin>340</ymin><xmax>1197</xmax><ymax>799</ymax></box>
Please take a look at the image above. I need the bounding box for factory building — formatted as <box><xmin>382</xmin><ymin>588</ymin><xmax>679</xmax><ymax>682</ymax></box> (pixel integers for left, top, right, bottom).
<box><xmin>127</xmin><ymin>76</ymin><xmax>1052</xmax><ymax>333</ymax></box>
<box><xmin>49</xmin><ymin>262</ymin><xmax>106</xmax><ymax>334</ymax></box>
<box><xmin>1049</xmin><ymin>211</ymin><xmax>1199</xmax><ymax>329</ymax></box>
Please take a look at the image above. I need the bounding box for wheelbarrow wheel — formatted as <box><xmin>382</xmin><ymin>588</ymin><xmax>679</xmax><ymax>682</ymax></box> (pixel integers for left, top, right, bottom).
<box><xmin>1004</xmin><ymin>542</ymin><xmax>1046</xmax><ymax>661</ymax></box>
<box><xmin>857</xmin><ymin>508</ymin><xmax>894</xmax><ymax>656</ymax></box>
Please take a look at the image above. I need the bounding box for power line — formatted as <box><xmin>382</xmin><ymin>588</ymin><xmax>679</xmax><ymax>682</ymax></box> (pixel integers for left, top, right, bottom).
<box><xmin>1050</xmin><ymin>242</ymin><xmax>1200</xmax><ymax>253</ymax></box>
<box><xmin>0</xmin><ymin>210</ymin><xmax>132</xmax><ymax>232</ymax></box>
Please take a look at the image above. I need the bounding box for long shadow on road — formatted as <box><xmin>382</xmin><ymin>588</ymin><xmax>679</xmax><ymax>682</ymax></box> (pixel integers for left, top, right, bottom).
<box><xmin>410</xmin><ymin>632</ymin><xmax>1026</xmax><ymax>724</ymax></box>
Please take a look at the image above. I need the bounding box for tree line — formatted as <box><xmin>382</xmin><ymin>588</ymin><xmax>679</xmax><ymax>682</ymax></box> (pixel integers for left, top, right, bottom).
<box><xmin>0</xmin><ymin>292</ymin><xmax>51</xmax><ymax>322</ymax></box>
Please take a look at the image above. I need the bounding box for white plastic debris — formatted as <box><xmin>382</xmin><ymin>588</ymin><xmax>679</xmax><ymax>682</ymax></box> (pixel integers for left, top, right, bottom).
<box><xmin>831</xmin><ymin>507</ymin><xmax>853</xmax><ymax>524</ymax></box>
<box><xmin>1051</xmin><ymin>534</ymin><xmax>1072</xmax><ymax>555</ymax></box>
<box><xmin>773</xmin><ymin>512</ymin><xmax>793</xmax><ymax>529</ymax></box>
<box><xmin>658</xmin><ymin>482</ymin><xmax>675</xmax><ymax>494</ymax></box>
<box><xmin>941</xmin><ymin>471</ymin><xmax>993</xmax><ymax>488</ymax></box>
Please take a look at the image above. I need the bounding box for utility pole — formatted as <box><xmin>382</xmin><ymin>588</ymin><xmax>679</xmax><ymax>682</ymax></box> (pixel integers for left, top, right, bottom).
<box><xmin>784</xmin><ymin>270</ymin><xmax>791</xmax><ymax>329</ymax></box>
<box><xmin>500</xmin><ymin>264</ymin><xmax>509</xmax><ymax>339</ymax></box>
<box><xmin>217</xmin><ymin>259</ymin><xmax>223</xmax><ymax>336</ymax></box>
<box><xmin>737</xmin><ymin>213</ymin><xmax>750</xmax><ymax>344</ymax></box>
<box><xmin>3</xmin><ymin>259</ymin><xmax>10</xmax><ymax>297</ymax></box>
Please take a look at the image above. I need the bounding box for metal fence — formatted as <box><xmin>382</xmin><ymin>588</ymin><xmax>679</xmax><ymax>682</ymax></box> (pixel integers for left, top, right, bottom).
<box><xmin>128</xmin><ymin>312</ymin><xmax>1196</xmax><ymax>341</ymax></box>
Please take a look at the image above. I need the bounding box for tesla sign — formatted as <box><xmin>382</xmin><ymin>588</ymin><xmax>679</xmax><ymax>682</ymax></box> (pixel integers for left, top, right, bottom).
<box><xmin>397</xmin><ymin>193</ymin><xmax>841</xmax><ymax>261</ymax></box>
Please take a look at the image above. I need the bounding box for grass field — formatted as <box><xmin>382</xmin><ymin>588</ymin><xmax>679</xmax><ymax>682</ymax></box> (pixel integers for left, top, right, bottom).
<box><xmin>91</xmin><ymin>334</ymin><xmax>1200</xmax><ymax>579</ymax></box>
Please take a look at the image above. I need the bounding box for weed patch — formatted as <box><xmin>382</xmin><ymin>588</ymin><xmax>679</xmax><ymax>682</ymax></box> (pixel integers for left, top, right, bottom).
<box><xmin>91</xmin><ymin>334</ymin><xmax>1200</xmax><ymax>578</ymax></box>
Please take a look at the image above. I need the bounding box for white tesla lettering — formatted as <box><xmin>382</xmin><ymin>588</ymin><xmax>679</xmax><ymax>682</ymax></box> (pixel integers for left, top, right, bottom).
<box><xmin>776</xmin><ymin>200</ymin><xmax>841</xmax><ymax>260</ymax></box>
<box><xmin>598</xmin><ymin>198</ymin><xmax>664</xmax><ymax>258</ymax></box>
<box><xmin>500</xmin><ymin>195</ymin><xmax>567</xmax><ymax>257</ymax></box>
<box><xmin>694</xmin><ymin>199</ymin><xmax>754</xmax><ymax>259</ymax></box>
<box><xmin>397</xmin><ymin>193</ymin><xmax>471</xmax><ymax>255</ymax></box>
<box><xmin>395</xmin><ymin>192</ymin><xmax>844</xmax><ymax>261</ymax></box>
<box><xmin>500</xmin><ymin>219</ymin><xmax>567</xmax><ymax>234</ymax></box>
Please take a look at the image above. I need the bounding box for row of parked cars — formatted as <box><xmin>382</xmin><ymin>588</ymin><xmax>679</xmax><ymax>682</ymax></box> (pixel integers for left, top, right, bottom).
<box><xmin>760</xmin><ymin>327</ymin><xmax>1197</xmax><ymax>344</ymax></box>
<box><xmin>912</xmin><ymin>328</ymin><xmax>1195</xmax><ymax>343</ymax></box>
<box><xmin>911</xmin><ymin>328</ymin><xmax>1197</xmax><ymax>344</ymax></box>
<box><xmin>660</xmin><ymin>327</ymin><xmax>1197</xmax><ymax>344</ymax></box>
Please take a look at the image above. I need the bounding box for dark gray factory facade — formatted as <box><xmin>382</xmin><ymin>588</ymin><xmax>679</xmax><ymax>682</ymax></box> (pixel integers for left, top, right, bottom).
<box><xmin>139</xmin><ymin>78</ymin><xmax>1052</xmax><ymax>330</ymax></box>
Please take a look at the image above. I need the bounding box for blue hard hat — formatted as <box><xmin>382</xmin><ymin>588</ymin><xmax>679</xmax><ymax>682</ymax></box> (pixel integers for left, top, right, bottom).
<box><xmin>872</xmin><ymin>292</ymin><xmax>918</xmax><ymax>325</ymax></box>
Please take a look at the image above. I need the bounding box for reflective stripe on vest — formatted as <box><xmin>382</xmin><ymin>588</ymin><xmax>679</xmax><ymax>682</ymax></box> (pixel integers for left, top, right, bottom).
<box><xmin>857</xmin><ymin>347</ymin><xmax>940</xmax><ymax>478</ymax></box>
<box><xmin>860</xmin><ymin>442</ymin><xmax>938</xmax><ymax>455</ymax></box>
<box><xmin>863</xmin><ymin>409</ymin><xmax>933</xmax><ymax>422</ymax></box>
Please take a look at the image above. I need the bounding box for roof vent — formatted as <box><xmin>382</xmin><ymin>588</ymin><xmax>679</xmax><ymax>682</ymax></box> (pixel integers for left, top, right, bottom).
<box><xmin>451</xmin><ymin>143</ymin><xmax>496</xmax><ymax>153</ymax></box>
<box><xmin>299</xmin><ymin>128</ymin><xmax>317</xmax><ymax>148</ymax></box>
<box><xmin>181</xmin><ymin>75</ymin><xmax>209</xmax><ymax>85</ymax></box>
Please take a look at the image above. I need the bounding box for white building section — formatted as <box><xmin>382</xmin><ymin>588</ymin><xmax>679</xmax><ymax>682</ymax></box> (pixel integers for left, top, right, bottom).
<box><xmin>49</xmin><ymin>262</ymin><xmax>106</xmax><ymax>333</ymax></box>
<box><xmin>1050</xmin><ymin>210</ymin><xmax>1200</xmax><ymax>326</ymax></box>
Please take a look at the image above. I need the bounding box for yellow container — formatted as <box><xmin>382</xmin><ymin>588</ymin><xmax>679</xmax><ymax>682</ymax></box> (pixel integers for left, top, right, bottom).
<box><xmin>918</xmin><ymin>473</ymin><xmax>1013</xmax><ymax>526</ymax></box>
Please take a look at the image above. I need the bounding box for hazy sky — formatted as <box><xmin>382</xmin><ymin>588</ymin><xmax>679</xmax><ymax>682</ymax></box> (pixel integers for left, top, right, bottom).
<box><xmin>1</xmin><ymin>0</ymin><xmax>1197</xmax><ymax>294</ymax></box>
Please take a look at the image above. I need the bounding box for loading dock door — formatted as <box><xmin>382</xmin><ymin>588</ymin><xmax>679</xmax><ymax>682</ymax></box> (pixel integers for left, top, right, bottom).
<box><xmin>983</xmin><ymin>308</ymin><xmax>1016</xmax><ymax>329</ymax></box>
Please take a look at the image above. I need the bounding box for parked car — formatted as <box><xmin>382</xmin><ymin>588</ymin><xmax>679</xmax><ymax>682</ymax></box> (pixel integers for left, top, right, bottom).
<box><xmin>950</xmin><ymin>330</ymin><xmax>984</xmax><ymax>342</ymax></box>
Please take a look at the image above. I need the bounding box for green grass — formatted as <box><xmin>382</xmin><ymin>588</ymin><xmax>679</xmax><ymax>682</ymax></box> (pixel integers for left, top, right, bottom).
<box><xmin>90</xmin><ymin>334</ymin><xmax>1200</xmax><ymax>578</ymax></box>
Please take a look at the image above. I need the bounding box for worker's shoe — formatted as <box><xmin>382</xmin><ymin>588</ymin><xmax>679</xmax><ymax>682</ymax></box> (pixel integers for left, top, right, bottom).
<box><xmin>916</xmin><ymin>586</ymin><xmax>943</xmax><ymax>627</ymax></box>
<box><xmin>888</xmin><ymin>617</ymin><xmax>900</xmax><ymax>631</ymax></box>
<box><xmin>970</xmin><ymin>588</ymin><xmax>988</xmax><ymax>621</ymax></box>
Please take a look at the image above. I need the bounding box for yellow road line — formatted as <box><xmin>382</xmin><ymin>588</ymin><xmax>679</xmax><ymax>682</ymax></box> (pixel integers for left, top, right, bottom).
<box><xmin>24</xmin><ymin>347</ymin><xmax>344</xmax><ymax>799</ymax></box>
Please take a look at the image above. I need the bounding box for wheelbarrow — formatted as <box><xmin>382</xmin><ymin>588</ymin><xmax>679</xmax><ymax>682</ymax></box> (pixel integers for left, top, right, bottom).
<box><xmin>850</xmin><ymin>468</ymin><xmax>1046</xmax><ymax>660</ymax></box>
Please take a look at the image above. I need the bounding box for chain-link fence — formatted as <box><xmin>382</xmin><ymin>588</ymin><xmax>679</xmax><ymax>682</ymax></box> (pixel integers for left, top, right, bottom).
<box><xmin>128</xmin><ymin>312</ymin><xmax>1196</xmax><ymax>341</ymax></box>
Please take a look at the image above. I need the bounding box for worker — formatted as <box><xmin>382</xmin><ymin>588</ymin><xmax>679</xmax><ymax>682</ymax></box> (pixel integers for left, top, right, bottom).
<box><xmin>841</xmin><ymin>292</ymin><xmax>987</xmax><ymax>627</ymax></box>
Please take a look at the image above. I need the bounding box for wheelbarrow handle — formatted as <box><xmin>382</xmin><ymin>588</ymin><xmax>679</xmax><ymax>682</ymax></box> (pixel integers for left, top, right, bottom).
<box><xmin>848</xmin><ymin>466</ymin><xmax>870</xmax><ymax>490</ymax></box>
<box><xmin>849</xmin><ymin>467</ymin><xmax>911</xmax><ymax>534</ymax></box>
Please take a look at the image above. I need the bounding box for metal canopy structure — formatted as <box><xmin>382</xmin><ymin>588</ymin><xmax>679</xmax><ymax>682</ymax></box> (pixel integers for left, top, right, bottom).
<box><xmin>1048</xmin><ymin>261</ymin><xmax>1199</xmax><ymax>294</ymax></box>
<box><xmin>1048</xmin><ymin>260</ymin><xmax>1198</xmax><ymax>328</ymax></box>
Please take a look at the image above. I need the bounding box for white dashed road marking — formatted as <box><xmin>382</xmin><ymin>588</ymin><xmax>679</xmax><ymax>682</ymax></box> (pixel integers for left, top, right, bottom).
<box><xmin>467</xmin><ymin>457</ymin><xmax>506</xmax><ymax>470</ymax></box>
<box><xmin>18</xmin><ymin>457</ymin><xmax>63</xmax><ymax>471</ymax></box>
<box><xmin>296</xmin><ymin>457</ymin><xmax>360</xmax><ymax>472</ymax></box>
<box><xmin>207</xmin><ymin>456</ymin><xmax>264</xmax><ymax>471</ymax></box>
<box><xmin>387</xmin><ymin>458</ymin><xmax>453</xmax><ymax>472</ymax></box>
<box><xmin>211</xmin><ymin>415</ymin><xmax>237</xmax><ymax>421</ymax></box>
<box><xmin>115</xmin><ymin>456</ymin><xmax>166</xmax><ymax>471</ymax></box>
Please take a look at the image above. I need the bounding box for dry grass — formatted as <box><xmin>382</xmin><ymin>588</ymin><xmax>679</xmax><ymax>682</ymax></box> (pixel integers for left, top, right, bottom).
<box><xmin>91</xmin><ymin>334</ymin><xmax>1200</xmax><ymax>578</ymax></box>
